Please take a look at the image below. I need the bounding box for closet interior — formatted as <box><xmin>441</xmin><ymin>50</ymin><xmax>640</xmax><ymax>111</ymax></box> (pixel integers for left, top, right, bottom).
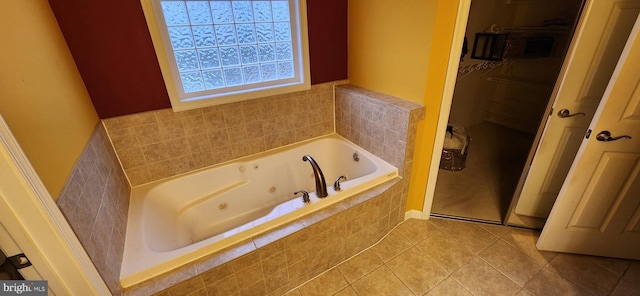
<box><xmin>432</xmin><ymin>0</ymin><xmax>584</xmax><ymax>223</ymax></box>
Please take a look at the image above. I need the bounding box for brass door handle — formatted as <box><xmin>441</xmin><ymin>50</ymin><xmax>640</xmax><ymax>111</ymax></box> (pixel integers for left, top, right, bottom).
<box><xmin>558</xmin><ymin>109</ymin><xmax>586</xmax><ymax>118</ymax></box>
<box><xmin>595</xmin><ymin>131</ymin><xmax>632</xmax><ymax>142</ymax></box>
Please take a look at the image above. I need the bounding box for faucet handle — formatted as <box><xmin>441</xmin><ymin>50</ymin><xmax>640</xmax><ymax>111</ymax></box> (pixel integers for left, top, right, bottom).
<box><xmin>333</xmin><ymin>176</ymin><xmax>347</xmax><ymax>191</ymax></box>
<box><xmin>294</xmin><ymin>190</ymin><xmax>310</xmax><ymax>203</ymax></box>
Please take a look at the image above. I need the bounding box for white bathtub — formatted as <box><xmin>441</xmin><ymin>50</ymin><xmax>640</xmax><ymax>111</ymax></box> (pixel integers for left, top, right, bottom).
<box><xmin>120</xmin><ymin>134</ymin><xmax>398</xmax><ymax>287</ymax></box>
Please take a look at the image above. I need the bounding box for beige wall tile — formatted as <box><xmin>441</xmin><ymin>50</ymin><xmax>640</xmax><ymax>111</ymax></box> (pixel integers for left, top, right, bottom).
<box><xmin>106</xmin><ymin>81</ymin><xmax>344</xmax><ymax>185</ymax></box>
<box><xmin>57</xmin><ymin>124</ymin><xmax>130</xmax><ymax>296</ymax></box>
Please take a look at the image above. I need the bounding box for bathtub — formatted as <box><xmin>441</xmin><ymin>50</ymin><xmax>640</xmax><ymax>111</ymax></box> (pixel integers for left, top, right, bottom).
<box><xmin>119</xmin><ymin>134</ymin><xmax>398</xmax><ymax>288</ymax></box>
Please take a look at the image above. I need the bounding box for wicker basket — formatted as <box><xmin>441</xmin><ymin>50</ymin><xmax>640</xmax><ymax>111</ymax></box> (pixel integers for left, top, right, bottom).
<box><xmin>439</xmin><ymin>136</ymin><xmax>471</xmax><ymax>171</ymax></box>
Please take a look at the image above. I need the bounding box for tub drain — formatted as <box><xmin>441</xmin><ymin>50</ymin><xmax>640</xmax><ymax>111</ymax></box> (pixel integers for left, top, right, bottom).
<box><xmin>218</xmin><ymin>202</ymin><xmax>228</xmax><ymax>210</ymax></box>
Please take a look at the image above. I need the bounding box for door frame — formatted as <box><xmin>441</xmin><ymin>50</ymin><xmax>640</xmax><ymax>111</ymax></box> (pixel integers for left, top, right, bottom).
<box><xmin>421</xmin><ymin>0</ymin><xmax>473</xmax><ymax>218</ymax></box>
<box><xmin>0</xmin><ymin>115</ymin><xmax>110</xmax><ymax>295</ymax></box>
<box><xmin>421</xmin><ymin>0</ymin><xmax>591</xmax><ymax>222</ymax></box>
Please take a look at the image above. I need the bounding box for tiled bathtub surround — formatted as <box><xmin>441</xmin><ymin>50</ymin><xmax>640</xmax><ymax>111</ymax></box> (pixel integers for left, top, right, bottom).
<box><xmin>126</xmin><ymin>180</ymin><xmax>403</xmax><ymax>296</ymax></box>
<box><xmin>56</xmin><ymin>123</ymin><xmax>131</xmax><ymax>296</ymax></box>
<box><xmin>103</xmin><ymin>81</ymin><xmax>344</xmax><ymax>186</ymax></box>
<box><xmin>121</xmin><ymin>86</ymin><xmax>425</xmax><ymax>295</ymax></box>
<box><xmin>335</xmin><ymin>84</ymin><xmax>426</xmax><ymax>218</ymax></box>
<box><xmin>56</xmin><ymin>82</ymin><xmax>425</xmax><ymax>295</ymax></box>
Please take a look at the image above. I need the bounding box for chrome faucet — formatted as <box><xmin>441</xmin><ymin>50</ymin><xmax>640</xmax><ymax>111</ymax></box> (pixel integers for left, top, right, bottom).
<box><xmin>302</xmin><ymin>155</ymin><xmax>328</xmax><ymax>198</ymax></box>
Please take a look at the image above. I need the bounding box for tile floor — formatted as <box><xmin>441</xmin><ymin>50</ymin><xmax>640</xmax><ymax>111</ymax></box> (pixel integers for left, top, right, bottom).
<box><xmin>286</xmin><ymin>218</ymin><xmax>640</xmax><ymax>296</ymax></box>
<box><xmin>432</xmin><ymin>123</ymin><xmax>533</xmax><ymax>222</ymax></box>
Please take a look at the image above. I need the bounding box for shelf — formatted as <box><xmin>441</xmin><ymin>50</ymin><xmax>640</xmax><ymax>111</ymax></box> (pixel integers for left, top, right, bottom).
<box><xmin>487</xmin><ymin>75</ymin><xmax>554</xmax><ymax>88</ymax></box>
<box><xmin>503</xmin><ymin>26</ymin><xmax>573</xmax><ymax>34</ymax></box>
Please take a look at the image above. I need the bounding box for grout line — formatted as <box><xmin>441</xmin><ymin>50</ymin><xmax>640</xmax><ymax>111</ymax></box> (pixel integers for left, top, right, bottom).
<box><xmin>283</xmin><ymin>219</ymin><xmax>408</xmax><ymax>294</ymax></box>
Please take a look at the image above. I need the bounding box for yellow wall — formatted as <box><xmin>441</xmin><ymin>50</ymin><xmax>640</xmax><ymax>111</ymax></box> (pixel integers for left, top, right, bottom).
<box><xmin>0</xmin><ymin>1</ymin><xmax>99</xmax><ymax>198</ymax></box>
<box><xmin>409</xmin><ymin>1</ymin><xmax>462</xmax><ymax>211</ymax></box>
<box><xmin>349</xmin><ymin>0</ymin><xmax>461</xmax><ymax>211</ymax></box>
<box><xmin>348</xmin><ymin>0</ymin><xmax>437</xmax><ymax>103</ymax></box>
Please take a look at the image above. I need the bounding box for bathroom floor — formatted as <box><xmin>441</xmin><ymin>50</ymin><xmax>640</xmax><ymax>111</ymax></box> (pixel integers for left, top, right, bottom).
<box><xmin>286</xmin><ymin>217</ymin><xmax>640</xmax><ymax>296</ymax></box>
<box><xmin>431</xmin><ymin>122</ymin><xmax>533</xmax><ymax>223</ymax></box>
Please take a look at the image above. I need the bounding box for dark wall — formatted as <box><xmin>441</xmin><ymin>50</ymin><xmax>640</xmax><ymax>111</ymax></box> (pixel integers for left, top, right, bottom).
<box><xmin>48</xmin><ymin>0</ymin><xmax>348</xmax><ymax>118</ymax></box>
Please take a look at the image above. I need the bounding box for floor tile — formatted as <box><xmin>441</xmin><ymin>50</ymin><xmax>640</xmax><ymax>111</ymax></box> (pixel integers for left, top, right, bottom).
<box><xmin>333</xmin><ymin>286</ymin><xmax>358</xmax><ymax>296</ymax></box>
<box><xmin>515</xmin><ymin>289</ymin><xmax>535</xmax><ymax>296</ymax></box>
<box><xmin>371</xmin><ymin>230</ymin><xmax>413</xmax><ymax>262</ymax></box>
<box><xmin>427</xmin><ymin>217</ymin><xmax>455</xmax><ymax>230</ymax></box>
<box><xmin>501</xmin><ymin>228</ymin><xmax>556</xmax><ymax>265</ymax></box>
<box><xmin>440</xmin><ymin>220</ymin><xmax>498</xmax><ymax>254</ymax></box>
<box><xmin>283</xmin><ymin>289</ymin><xmax>302</xmax><ymax>296</ymax></box>
<box><xmin>478</xmin><ymin>240</ymin><xmax>544</xmax><ymax>286</ymax></box>
<box><xmin>351</xmin><ymin>266</ymin><xmax>414</xmax><ymax>296</ymax></box>
<box><xmin>452</xmin><ymin>257</ymin><xmax>521</xmax><ymax>296</ymax></box>
<box><xmin>588</xmin><ymin>256</ymin><xmax>633</xmax><ymax>277</ymax></box>
<box><xmin>386</xmin><ymin>246</ymin><xmax>448</xmax><ymax>295</ymax></box>
<box><xmin>550</xmin><ymin>254</ymin><xmax>620</xmax><ymax>296</ymax></box>
<box><xmin>295</xmin><ymin>268</ymin><xmax>348</xmax><ymax>296</ymax></box>
<box><xmin>415</xmin><ymin>230</ymin><xmax>475</xmax><ymax>273</ymax></box>
<box><xmin>610</xmin><ymin>279</ymin><xmax>640</xmax><ymax>296</ymax></box>
<box><xmin>336</xmin><ymin>250</ymin><xmax>383</xmax><ymax>284</ymax></box>
<box><xmin>394</xmin><ymin>218</ymin><xmax>441</xmax><ymax>245</ymax></box>
<box><xmin>283</xmin><ymin>218</ymin><xmax>640</xmax><ymax>296</ymax></box>
<box><xmin>524</xmin><ymin>266</ymin><xmax>591</xmax><ymax>296</ymax></box>
<box><xmin>424</xmin><ymin>277</ymin><xmax>473</xmax><ymax>296</ymax></box>
<box><xmin>479</xmin><ymin>223</ymin><xmax>511</xmax><ymax>237</ymax></box>
<box><xmin>621</xmin><ymin>261</ymin><xmax>640</xmax><ymax>289</ymax></box>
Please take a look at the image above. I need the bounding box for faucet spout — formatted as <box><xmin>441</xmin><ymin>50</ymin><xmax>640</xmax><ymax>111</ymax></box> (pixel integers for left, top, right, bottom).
<box><xmin>302</xmin><ymin>155</ymin><xmax>328</xmax><ymax>198</ymax></box>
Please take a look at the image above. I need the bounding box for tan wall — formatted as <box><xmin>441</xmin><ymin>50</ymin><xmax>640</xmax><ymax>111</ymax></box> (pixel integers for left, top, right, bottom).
<box><xmin>0</xmin><ymin>1</ymin><xmax>99</xmax><ymax>198</ymax></box>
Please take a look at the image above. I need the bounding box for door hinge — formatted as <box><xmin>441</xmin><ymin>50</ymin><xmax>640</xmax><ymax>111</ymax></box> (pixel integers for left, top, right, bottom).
<box><xmin>7</xmin><ymin>253</ymin><xmax>32</xmax><ymax>269</ymax></box>
<box><xmin>586</xmin><ymin>129</ymin><xmax>592</xmax><ymax>139</ymax></box>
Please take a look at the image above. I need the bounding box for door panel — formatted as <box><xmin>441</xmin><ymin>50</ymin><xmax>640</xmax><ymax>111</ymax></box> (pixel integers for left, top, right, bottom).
<box><xmin>540</xmin><ymin>127</ymin><xmax>584</xmax><ymax>196</ymax></box>
<box><xmin>580</xmin><ymin>2</ymin><xmax>640</xmax><ymax>102</ymax></box>
<box><xmin>537</xmin><ymin>14</ymin><xmax>640</xmax><ymax>259</ymax></box>
<box><xmin>568</xmin><ymin>152</ymin><xmax>639</xmax><ymax>229</ymax></box>
<box><xmin>513</xmin><ymin>0</ymin><xmax>640</xmax><ymax>220</ymax></box>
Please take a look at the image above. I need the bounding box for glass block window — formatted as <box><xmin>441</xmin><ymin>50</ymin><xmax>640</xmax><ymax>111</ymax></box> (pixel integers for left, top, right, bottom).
<box><xmin>143</xmin><ymin>0</ymin><xmax>310</xmax><ymax>111</ymax></box>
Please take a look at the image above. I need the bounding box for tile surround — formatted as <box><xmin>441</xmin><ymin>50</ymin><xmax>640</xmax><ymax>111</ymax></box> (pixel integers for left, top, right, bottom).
<box><xmin>56</xmin><ymin>82</ymin><xmax>426</xmax><ymax>295</ymax></box>
<box><xmin>124</xmin><ymin>85</ymin><xmax>424</xmax><ymax>295</ymax></box>
<box><xmin>126</xmin><ymin>180</ymin><xmax>403</xmax><ymax>296</ymax></box>
<box><xmin>335</xmin><ymin>84</ymin><xmax>425</xmax><ymax>219</ymax></box>
<box><xmin>103</xmin><ymin>81</ymin><xmax>343</xmax><ymax>186</ymax></box>
<box><xmin>56</xmin><ymin>123</ymin><xmax>130</xmax><ymax>296</ymax></box>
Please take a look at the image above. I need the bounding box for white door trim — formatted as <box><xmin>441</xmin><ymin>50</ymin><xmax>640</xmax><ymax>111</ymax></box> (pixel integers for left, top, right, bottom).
<box><xmin>0</xmin><ymin>115</ymin><xmax>111</xmax><ymax>295</ymax></box>
<box><xmin>421</xmin><ymin>0</ymin><xmax>473</xmax><ymax>218</ymax></box>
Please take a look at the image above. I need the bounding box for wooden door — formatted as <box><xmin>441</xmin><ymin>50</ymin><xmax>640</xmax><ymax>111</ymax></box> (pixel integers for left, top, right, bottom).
<box><xmin>537</xmin><ymin>13</ymin><xmax>640</xmax><ymax>259</ymax></box>
<box><xmin>514</xmin><ymin>0</ymin><xmax>640</xmax><ymax>218</ymax></box>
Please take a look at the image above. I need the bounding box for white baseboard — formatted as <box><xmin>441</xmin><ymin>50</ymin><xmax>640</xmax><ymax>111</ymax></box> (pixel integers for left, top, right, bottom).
<box><xmin>404</xmin><ymin>210</ymin><xmax>426</xmax><ymax>220</ymax></box>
